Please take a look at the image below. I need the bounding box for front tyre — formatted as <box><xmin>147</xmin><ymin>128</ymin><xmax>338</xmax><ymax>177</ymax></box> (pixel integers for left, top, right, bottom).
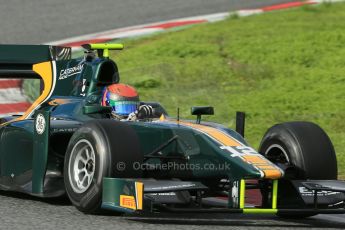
<box><xmin>64</xmin><ymin>120</ymin><xmax>142</xmax><ymax>214</ymax></box>
<box><xmin>259</xmin><ymin>121</ymin><xmax>337</xmax><ymax>218</ymax></box>
<box><xmin>259</xmin><ymin>121</ymin><xmax>337</xmax><ymax>180</ymax></box>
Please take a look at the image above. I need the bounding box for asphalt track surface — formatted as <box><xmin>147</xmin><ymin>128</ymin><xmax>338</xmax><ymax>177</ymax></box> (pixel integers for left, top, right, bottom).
<box><xmin>1</xmin><ymin>0</ymin><xmax>345</xmax><ymax>229</ymax></box>
<box><xmin>1</xmin><ymin>0</ymin><xmax>293</xmax><ymax>44</ymax></box>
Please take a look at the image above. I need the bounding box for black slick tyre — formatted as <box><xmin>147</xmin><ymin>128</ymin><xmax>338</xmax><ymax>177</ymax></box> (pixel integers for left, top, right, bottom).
<box><xmin>259</xmin><ymin>121</ymin><xmax>337</xmax><ymax>218</ymax></box>
<box><xmin>63</xmin><ymin>120</ymin><xmax>142</xmax><ymax>214</ymax></box>
<box><xmin>259</xmin><ymin>121</ymin><xmax>337</xmax><ymax>180</ymax></box>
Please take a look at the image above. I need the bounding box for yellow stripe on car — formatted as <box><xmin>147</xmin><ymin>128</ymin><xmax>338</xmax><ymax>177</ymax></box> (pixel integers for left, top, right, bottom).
<box><xmin>241</xmin><ymin>155</ymin><xmax>282</xmax><ymax>179</ymax></box>
<box><xmin>160</xmin><ymin>119</ymin><xmax>282</xmax><ymax>179</ymax></box>
<box><xmin>178</xmin><ymin>121</ymin><xmax>242</xmax><ymax>147</ymax></box>
<box><xmin>6</xmin><ymin>61</ymin><xmax>55</xmax><ymax>123</ymax></box>
<box><xmin>135</xmin><ymin>182</ymin><xmax>144</xmax><ymax>210</ymax></box>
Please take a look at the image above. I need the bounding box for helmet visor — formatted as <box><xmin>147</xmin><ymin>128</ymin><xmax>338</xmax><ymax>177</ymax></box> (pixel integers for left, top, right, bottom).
<box><xmin>109</xmin><ymin>100</ymin><xmax>139</xmax><ymax>116</ymax></box>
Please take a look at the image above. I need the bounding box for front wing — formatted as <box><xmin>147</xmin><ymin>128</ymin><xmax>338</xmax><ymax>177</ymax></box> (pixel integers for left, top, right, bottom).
<box><xmin>102</xmin><ymin>178</ymin><xmax>345</xmax><ymax>215</ymax></box>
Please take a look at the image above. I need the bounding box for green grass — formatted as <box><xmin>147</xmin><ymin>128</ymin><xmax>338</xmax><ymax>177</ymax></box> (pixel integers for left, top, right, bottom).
<box><xmin>22</xmin><ymin>79</ymin><xmax>40</xmax><ymax>103</ymax></box>
<box><xmin>112</xmin><ymin>3</ymin><xmax>345</xmax><ymax>177</ymax></box>
<box><xmin>24</xmin><ymin>3</ymin><xmax>345</xmax><ymax>176</ymax></box>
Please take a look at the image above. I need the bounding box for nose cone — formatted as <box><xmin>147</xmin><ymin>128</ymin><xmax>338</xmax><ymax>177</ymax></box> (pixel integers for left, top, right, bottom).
<box><xmin>220</xmin><ymin>146</ymin><xmax>284</xmax><ymax>180</ymax></box>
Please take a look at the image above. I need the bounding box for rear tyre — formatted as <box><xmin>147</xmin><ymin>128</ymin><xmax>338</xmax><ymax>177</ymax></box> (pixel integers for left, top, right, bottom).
<box><xmin>259</xmin><ymin>121</ymin><xmax>337</xmax><ymax>218</ymax></box>
<box><xmin>64</xmin><ymin>120</ymin><xmax>142</xmax><ymax>214</ymax></box>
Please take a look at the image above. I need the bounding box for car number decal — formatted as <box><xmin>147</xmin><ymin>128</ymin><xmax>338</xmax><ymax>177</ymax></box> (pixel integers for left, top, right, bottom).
<box><xmin>220</xmin><ymin>146</ymin><xmax>258</xmax><ymax>157</ymax></box>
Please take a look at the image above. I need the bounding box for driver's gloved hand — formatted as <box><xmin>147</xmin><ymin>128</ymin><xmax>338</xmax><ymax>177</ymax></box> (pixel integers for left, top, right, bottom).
<box><xmin>136</xmin><ymin>105</ymin><xmax>154</xmax><ymax>119</ymax></box>
<box><xmin>126</xmin><ymin>112</ymin><xmax>137</xmax><ymax>121</ymax></box>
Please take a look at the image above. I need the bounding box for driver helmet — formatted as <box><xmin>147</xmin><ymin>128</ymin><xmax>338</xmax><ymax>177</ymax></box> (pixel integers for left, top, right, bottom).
<box><xmin>101</xmin><ymin>83</ymin><xmax>140</xmax><ymax>118</ymax></box>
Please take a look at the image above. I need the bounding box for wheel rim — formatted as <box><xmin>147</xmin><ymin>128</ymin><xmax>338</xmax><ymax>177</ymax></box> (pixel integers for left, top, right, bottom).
<box><xmin>265</xmin><ymin>144</ymin><xmax>290</xmax><ymax>165</ymax></box>
<box><xmin>68</xmin><ymin>139</ymin><xmax>96</xmax><ymax>194</ymax></box>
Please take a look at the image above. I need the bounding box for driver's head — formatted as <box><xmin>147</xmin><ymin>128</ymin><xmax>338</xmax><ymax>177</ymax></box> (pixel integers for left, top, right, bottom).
<box><xmin>101</xmin><ymin>83</ymin><xmax>139</xmax><ymax>118</ymax></box>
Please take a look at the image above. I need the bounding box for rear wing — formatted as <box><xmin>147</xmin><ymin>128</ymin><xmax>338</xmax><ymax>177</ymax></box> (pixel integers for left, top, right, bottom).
<box><xmin>0</xmin><ymin>45</ymin><xmax>71</xmax><ymax>78</ymax></box>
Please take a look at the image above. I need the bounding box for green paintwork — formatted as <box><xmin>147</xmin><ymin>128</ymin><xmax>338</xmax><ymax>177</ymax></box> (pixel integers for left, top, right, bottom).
<box><xmin>0</xmin><ymin>120</ymin><xmax>33</xmax><ymax>177</ymax></box>
<box><xmin>0</xmin><ymin>45</ymin><xmax>53</xmax><ymax>64</ymax></box>
<box><xmin>0</xmin><ymin>45</ymin><xmax>71</xmax><ymax>78</ymax></box>
<box><xmin>83</xmin><ymin>105</ymin><xmax>112</xmax><ymax>114</ymax></box>
<box><xmin>102</xmin><ymin>177</ymin><xmax>138</xmax><ymax>213</ymax></box>
<box><xmin>32</xmin><ymin>110</ymin><xmax>50</xmax><ymax>194</ymax></box>
<box><xmin>130</xmin><ymin>121</ymin><xmax>262</xmax><ymax>180</ymax></box>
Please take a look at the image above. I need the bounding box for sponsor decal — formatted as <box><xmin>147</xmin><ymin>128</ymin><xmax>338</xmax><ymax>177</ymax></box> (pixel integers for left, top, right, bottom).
<box><xmin>232</xmin><ymin>181</ymin><xmax>239</xmax><ymax>208</ymax></box>
<box><xmin>298</xmin><ymin>187</ymin><xmax>340</xmax><ymax>196</ymax></box>
<box><xmin>328</xmin><ymin>201</ymin><xmax>344</xmax><ymax>207</ymax></box>
<box><xmin>52</xmin><ymin>128</ymin><xmax>78</xmax><ymax>133</ymax></box>
<box><xmin>147</xmin><ymin>192</ymin><xmax>176</xmax><ymax>196</ymax></box>
<box><xmin>58</xmin><ymin>64</ymin><xmax>84</xmax><ymax>80</ymax></box>
<box><xmin>119</xmin><ymin>195</ymin><xmax>136</xmax><ymax>210</ymax></box>
<box><xmin>148</xmin><ymin>184</ymin><xmax>196</xmax><ymax>191</ymax></box>
<box><xmin>80</xmin><ymin>78</ymin><xmax>87</xmax><ymax>96</ymax></box>
<box><xmin>35</xmin><ymin>114</ymin><xmax>46</xmax><ymax>135</ymax></box>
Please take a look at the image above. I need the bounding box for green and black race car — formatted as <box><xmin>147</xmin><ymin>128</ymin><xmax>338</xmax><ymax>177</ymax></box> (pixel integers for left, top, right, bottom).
<box><xmin>0</xmin><ymin>43</ymin><xmax>344</xmax><ymax>217</ymax></box>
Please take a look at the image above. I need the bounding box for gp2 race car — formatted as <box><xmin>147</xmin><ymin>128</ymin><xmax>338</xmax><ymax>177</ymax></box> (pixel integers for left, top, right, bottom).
<box><xmin>0</xmin><ymin>43</ymin><xmax>344</xmax><ymax>218</ymax></box>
